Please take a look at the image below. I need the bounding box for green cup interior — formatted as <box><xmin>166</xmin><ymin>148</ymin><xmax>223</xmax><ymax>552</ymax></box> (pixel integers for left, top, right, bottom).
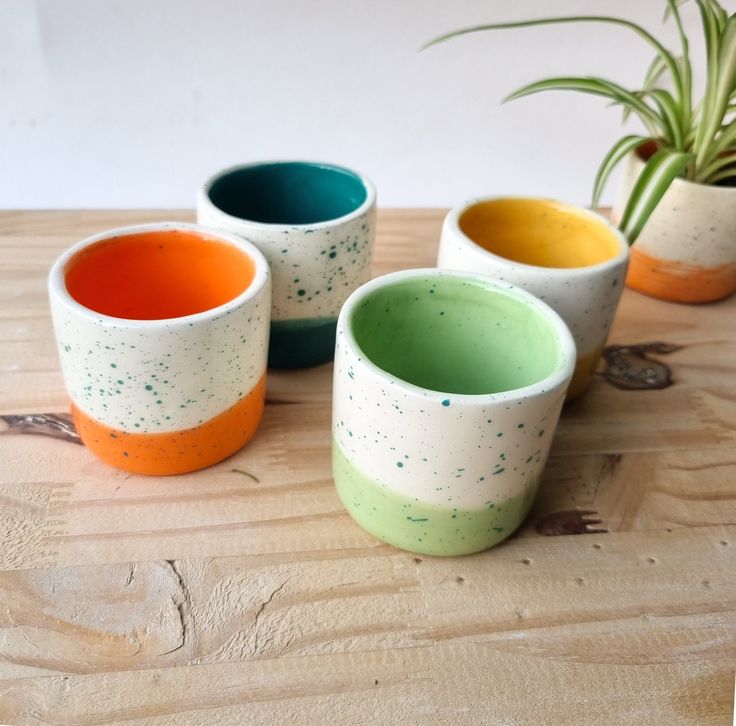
<box><xmin>207</xmin><ymin>162</ymin><xmax>367</xmax><ymax>225</ymax></box>
<box><xmin>350</xmin><ymin>275</ymin><xmax>564</xmax><ymax>395</ymax></box>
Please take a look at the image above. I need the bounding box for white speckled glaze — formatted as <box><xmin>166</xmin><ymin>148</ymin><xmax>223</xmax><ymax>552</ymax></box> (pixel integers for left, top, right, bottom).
<box><xmin>197</xmin><ymin>161</ymin><xmax>376</xmax><ymax>368</ymax></box>
<box><xmin>437</xmin><ymin>197</ymin><xmax>629</xmax><ymax>399</ymax></box>
<box><xmin>613</xmin><ymin>152</ymin><xmax>736</xmax><ymax>303</ymax></box>
<box><xmin>49</xmin><ymin>223</ymin><xmax>271</xmax><ymax>475</ymax></box>
<box><xmin>332</xmin><ymin>269</ymin><xmax>575</xmax><ymax>556</ymax></box>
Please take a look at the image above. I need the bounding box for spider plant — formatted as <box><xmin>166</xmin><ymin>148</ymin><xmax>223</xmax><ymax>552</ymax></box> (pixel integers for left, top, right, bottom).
<box><xmin>424</xmin><ymin>1</ymin><xmax>736</xmax><ymax>244</ymax></box>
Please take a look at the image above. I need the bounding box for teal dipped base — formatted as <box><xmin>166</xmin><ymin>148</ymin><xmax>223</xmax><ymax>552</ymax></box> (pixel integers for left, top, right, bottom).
<box><xmin>268</xmin><ymin>317</ymin><xmax>338</xmax><ymax>369</ymax></box>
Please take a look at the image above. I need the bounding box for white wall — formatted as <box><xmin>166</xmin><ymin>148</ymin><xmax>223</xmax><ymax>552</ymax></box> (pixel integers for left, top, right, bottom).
<box><xmin>1</xmin><ymin>0</ymin><xmax>714</xmax><ymax>208</ymax></box>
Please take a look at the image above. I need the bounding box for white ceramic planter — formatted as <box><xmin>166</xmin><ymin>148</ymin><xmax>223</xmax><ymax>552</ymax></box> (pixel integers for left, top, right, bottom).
<box><xmin>49</xmin><ymin>223</ymin><xmax>271</xmax><ymax>475</ymax></box>
<box><xmin>332</xmin><ymin>269</ymin><xmax>575</xmax><ymax>556</ymax></box>
<box><xmin>613</xmin><ymin>152</ymin><xmax>736</xmax><ymax>303</ymax></box>
<box><xmin>198</xmin><ymin>161</ymin><xmax>376</xmax><ymax>368</ymax></box>
<box><xmin>438</xmin><ymin>198</ymin><xmax>629</xmax><ymax>400</ymax></box>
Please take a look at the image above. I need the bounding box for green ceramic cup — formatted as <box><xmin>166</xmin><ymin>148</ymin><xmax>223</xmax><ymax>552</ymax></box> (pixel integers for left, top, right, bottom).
<box><xmin>332</xmin><ymin>269</ymin><xmax>575</xmax><ymax>556</ymax></box>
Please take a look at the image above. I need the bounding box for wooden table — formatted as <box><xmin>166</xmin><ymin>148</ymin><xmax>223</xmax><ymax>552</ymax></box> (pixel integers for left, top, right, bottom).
<box><xmin>0</xmin><ymin>210</ymin><xmax>734</xmax><ymax>725</ymax></box>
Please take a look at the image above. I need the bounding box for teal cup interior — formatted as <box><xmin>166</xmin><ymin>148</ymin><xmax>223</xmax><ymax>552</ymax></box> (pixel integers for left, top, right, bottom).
<box><xmin>206</xmin><ymin>162</ymin><xmax>368</xmax><ymax>226</ymax></box>
<box><xmin>205</xmin><ymin>162</ymin><xmax>371</xmax><ymax>369</ymax></box>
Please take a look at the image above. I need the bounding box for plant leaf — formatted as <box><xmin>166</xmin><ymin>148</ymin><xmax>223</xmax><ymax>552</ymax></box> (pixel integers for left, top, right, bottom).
<box><xmin>624</xmin><ymin>55</ymin><xmax>669</xmax><ymax>124</ymax></box>
<box><xmin>706</xmin><ymin>166</ymin><xmax>736</xmax><ymax>184</ymax></box>
<box><xmin>696</xmin><ymin>0</ymin><xmax>722</xmax><ymax>61</ymax></box>
<box><xmin>706</xmin><ymin>0</ymin><xmax>729</xmax><ymax>32</ymax></box>
<box><xmin>695</xmin><ymin>116</ymin><xmax>736</xmax><ymax>181</ymax></box>
<box><xmin>422</xmin><ymin>15</ymin><xmax>683</xmax><ymax>101</ymax></box>
<box><xmin>619</xmin><ymin>149</ymin><xmax>692</xmax><ymax>244</ymax></box>
<box><xmin>504</xmin><ymin>76</ymin><xmax>663</xmax><ymax>131</ymax></box>
<box><xmin>713</xmin><ymin>16</ymin><xmax>736</xmax><ymax>113</ymax></box>
<box><xmin>643</xmin><ymin>54</ymin><xmax>669</xmax><ymax>91</ymax></box>
<box><xmin>705</xmin><ymin>117</ymin><xmax>736</xmax><ymax>162</ymax></box>
<box><xmin>645</xmin><ymin>88</ymin><xmax>686</xmax><ymax>148</ymax></box>
<box><xmin>664</xmin><ymin>0</ymin><xmax>693</xmax><ymax>125</ymax></box>
<box><xmin>695</xmin><ymin>12</ymin><xmax>736</xmax><ymax>168</ymax></box>
<box><xmin>592</xmin><ymin>135</ymin><xmax>648</xmax><ymax>208</ymax></box>
<box><xmin>692</xmin><ymin>1</ymin><xmax>722</xmax><ymax>160</ymax></box>
<box><xmin>663</xmin><ymin>0</ymin><xmax>689</xmax><ymax>22</ymax></box>
<box><xmin>697</xmin><ymin>150</ymin><xmax>736</xmax><ymax>182</ymax></box>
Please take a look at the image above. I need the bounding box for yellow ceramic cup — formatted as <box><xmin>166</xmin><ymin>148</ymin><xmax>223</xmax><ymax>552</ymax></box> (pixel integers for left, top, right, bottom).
<box><xmin>438</xmin><ymin>198</ymin><xmax>629</xmax><ymax>400</ymax></box>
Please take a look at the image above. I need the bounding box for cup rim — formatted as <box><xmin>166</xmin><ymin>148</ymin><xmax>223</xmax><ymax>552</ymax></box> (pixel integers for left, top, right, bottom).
<box><xmin>48</xmin><ymin>222</ymin><xmax>270</xmax><ymax>329</ymax></box>
<box><xmin>339</xmin><ymin>268</ymin><xmax>576</xmax><ymax>404</ymax></box>
<box><xmin>444</xmin><ymin>196</ymin><xmax>630</xmax><ymax>276</ymax></box>
<box><xmin>198</xmin><ymin>159</ymin><xmax>377</xmax><ymax>230</ymax></box>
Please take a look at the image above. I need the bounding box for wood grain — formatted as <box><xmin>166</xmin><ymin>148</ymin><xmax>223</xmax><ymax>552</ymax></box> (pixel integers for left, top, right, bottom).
<box><xmin>0</xmin><ymin>210</ymin><xmax>735</xmax><ymax>724</ymax></box>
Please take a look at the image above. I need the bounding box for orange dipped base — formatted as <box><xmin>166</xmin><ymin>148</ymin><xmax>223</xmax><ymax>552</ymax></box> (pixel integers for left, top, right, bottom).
<box><xmin>72</xmin><ymin>374</ymin><xmax>266</xmax><ymax>475</ymax></box>
<box><xmin>627</xmin><ymin>247</ymin><xmax>736</xmax><ymax>304</ymax></box>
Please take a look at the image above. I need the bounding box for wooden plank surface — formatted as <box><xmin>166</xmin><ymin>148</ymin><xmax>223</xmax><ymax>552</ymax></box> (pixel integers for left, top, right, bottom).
<box><xmin>0</xmin><ymin>210</ymin><xmax>735</xmax><ymax>725</ymax></box>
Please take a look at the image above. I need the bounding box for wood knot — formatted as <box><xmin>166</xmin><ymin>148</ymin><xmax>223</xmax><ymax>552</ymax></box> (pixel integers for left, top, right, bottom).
<box><xmin>0</xmin><ymin>412</ymin><xmax>82</xmax><ymax>444</ymax></box>
<box><xmin>601</xmin><ymin>342</ymin><xmax>683</xmax><ymax>390</ymax></box>
<box><xmin>535</xmin><ymin>510</ymin><xmax>607</xmax><ymax>536</ymax></box>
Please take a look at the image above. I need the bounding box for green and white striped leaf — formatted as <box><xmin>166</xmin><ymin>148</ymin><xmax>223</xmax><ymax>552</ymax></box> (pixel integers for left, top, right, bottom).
<box><xmin>619</xmin><ymin>149</ymin><xmax>692</xmax><ymax>244</ymax></box>
<box><xmin>623</xmin><ymin>55</ymin><xmax>668</xmax><ymax>124</ymax></box>
<box><xmin>504</xmin><ymin>76</ymin><xmax>663</xmax><ymax>131</ymax></box>
<box><xmin>693</xmin><ymin>1</ymin><xmax>723</xmax><ymax>160</ymax></box>
<box><xmin>664</xmin><ymin>0</ymin><xmax>693</xmax><ymax>123</ymax></box>
<box><xmin>645</xmin><ymin>88</ymin><xmax>686</xmax><ymax>148</ymax></box>
<box><xmin>695</xmin><ymin>12</ymin><xmax>736</xmax><ymax>167</ymax></box>
<box><xmin>643</xmin><ymin>55</ymin><xmax>669</xmax><ymax>88</ymax></box>
<box><xmin>699</xmin><ymin>121</ymin><xmax>736</xmax><ymax>179</ymax></box>
<box><xmin>707</xmin><ymin>0</ymin><xmax>729</xmax><ymax>32</ymax></box>
<box><xmin>706</xmin><ymin>166</ymin><xmax>736</xmax><ymax>184</ymax></box>
<box><xmin>663</xmin><ymin>0</ymin><xmax>689</xmax><ymax>22</ymax></box>
<box><xmin>697</xmin><ymin>0</ymin><xmax>722</xmax><ymax>61</ymax></box>
<box><xmin>698</xmin><ymin>150</ymin><xmax>736</xmax><ymax>182</ymax></box>
<box><xmin>713</xmin><ymin>16</ymin><xmax>736</xmax><ymax>118</ymax></box>
<box><xmin>423</xmin><ymin>15</ymin><xmax>684</xmax><ymax>101</ymax></box>
<box><xmin>592</xmin><ymin>135</ymin><xmax>648</xmax><ymax>208</ymax></box>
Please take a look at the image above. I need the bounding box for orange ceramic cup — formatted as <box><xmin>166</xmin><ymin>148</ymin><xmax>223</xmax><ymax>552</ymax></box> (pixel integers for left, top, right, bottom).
<box><xmin>48</xmin><ymin>223</ymin><xmax>271</xmax><ymax>475</ymax></box>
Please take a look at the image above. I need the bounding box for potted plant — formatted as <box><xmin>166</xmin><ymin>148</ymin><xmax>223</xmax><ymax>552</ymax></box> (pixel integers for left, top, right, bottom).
<box><xmin>425</xmin><ymin>1</ymin><xmax>736</xmax><ymax>303</ymax></box>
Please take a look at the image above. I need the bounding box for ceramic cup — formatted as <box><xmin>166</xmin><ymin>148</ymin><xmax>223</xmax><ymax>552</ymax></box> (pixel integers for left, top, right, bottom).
<box><xmin>438</xmin><ymin>197</ymin><xmax>629</xmax><ymax>400</ymax></box>
<box><xmin>48</xmin><ymin>222</ymin><xmax>271</xmax><ymax>476</ymax></box>
<box><xmin>197</xmin><ymin>161</ymin><xmax>376</xmax><ymax>368</ymax></box>
<box><xmin>332</xmin><ymin>269</ymin><xmax>575</xmax><ymax>556</ymax></box>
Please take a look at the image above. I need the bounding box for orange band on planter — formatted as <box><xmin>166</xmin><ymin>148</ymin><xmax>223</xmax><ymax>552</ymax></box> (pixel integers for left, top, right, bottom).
<box><xmin>627</xmin><ymin>247</ymin><xmax>736</xmax><ymax>304</ymax></box>
<box><xmin>72</xmin><ymin>374</ymin><xmax>266</xmax><ymax>476</ymax></box>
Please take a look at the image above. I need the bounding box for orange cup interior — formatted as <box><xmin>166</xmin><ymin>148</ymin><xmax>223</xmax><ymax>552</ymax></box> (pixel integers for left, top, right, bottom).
<box><xmin>64</xmin><ymin>228</ymin><xmax>256</xmax><ymax>319</ymax></box>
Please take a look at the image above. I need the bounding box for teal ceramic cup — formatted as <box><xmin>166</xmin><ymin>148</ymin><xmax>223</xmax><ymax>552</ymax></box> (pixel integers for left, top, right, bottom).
<box><xmin>332</xmin><ymin>269</ymin><xmax>575</xmax><ymax>556</ymax></box>
<box><xmin>197</xmin><ymin>161</ymin><xmax>376</xmax><ymax>368</ymax></box>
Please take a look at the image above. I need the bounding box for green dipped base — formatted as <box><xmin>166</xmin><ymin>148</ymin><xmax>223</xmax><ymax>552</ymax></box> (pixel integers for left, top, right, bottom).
<box><xmin>268</xmin><ymin>317</ymin><xmax>338</xmax><ymax>369</ymax></box>
<box><xmin>333</xmin><ymin>440</ymin><xmax>538</xmax><ymax>556</ymax></box>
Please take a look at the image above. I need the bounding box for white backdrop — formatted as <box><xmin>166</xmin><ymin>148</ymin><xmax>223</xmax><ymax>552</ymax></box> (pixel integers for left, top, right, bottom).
<box><xmin>1</xmin><ymin>0</ymin><xmax>716</xmax><ymax>208</ymax></box>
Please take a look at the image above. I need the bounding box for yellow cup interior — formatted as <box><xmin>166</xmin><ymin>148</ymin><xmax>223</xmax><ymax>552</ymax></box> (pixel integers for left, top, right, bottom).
<box><xmin>458</xmin><ymin>198</ymin><xmax>621</xmax><ymax>269</ymax></box>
